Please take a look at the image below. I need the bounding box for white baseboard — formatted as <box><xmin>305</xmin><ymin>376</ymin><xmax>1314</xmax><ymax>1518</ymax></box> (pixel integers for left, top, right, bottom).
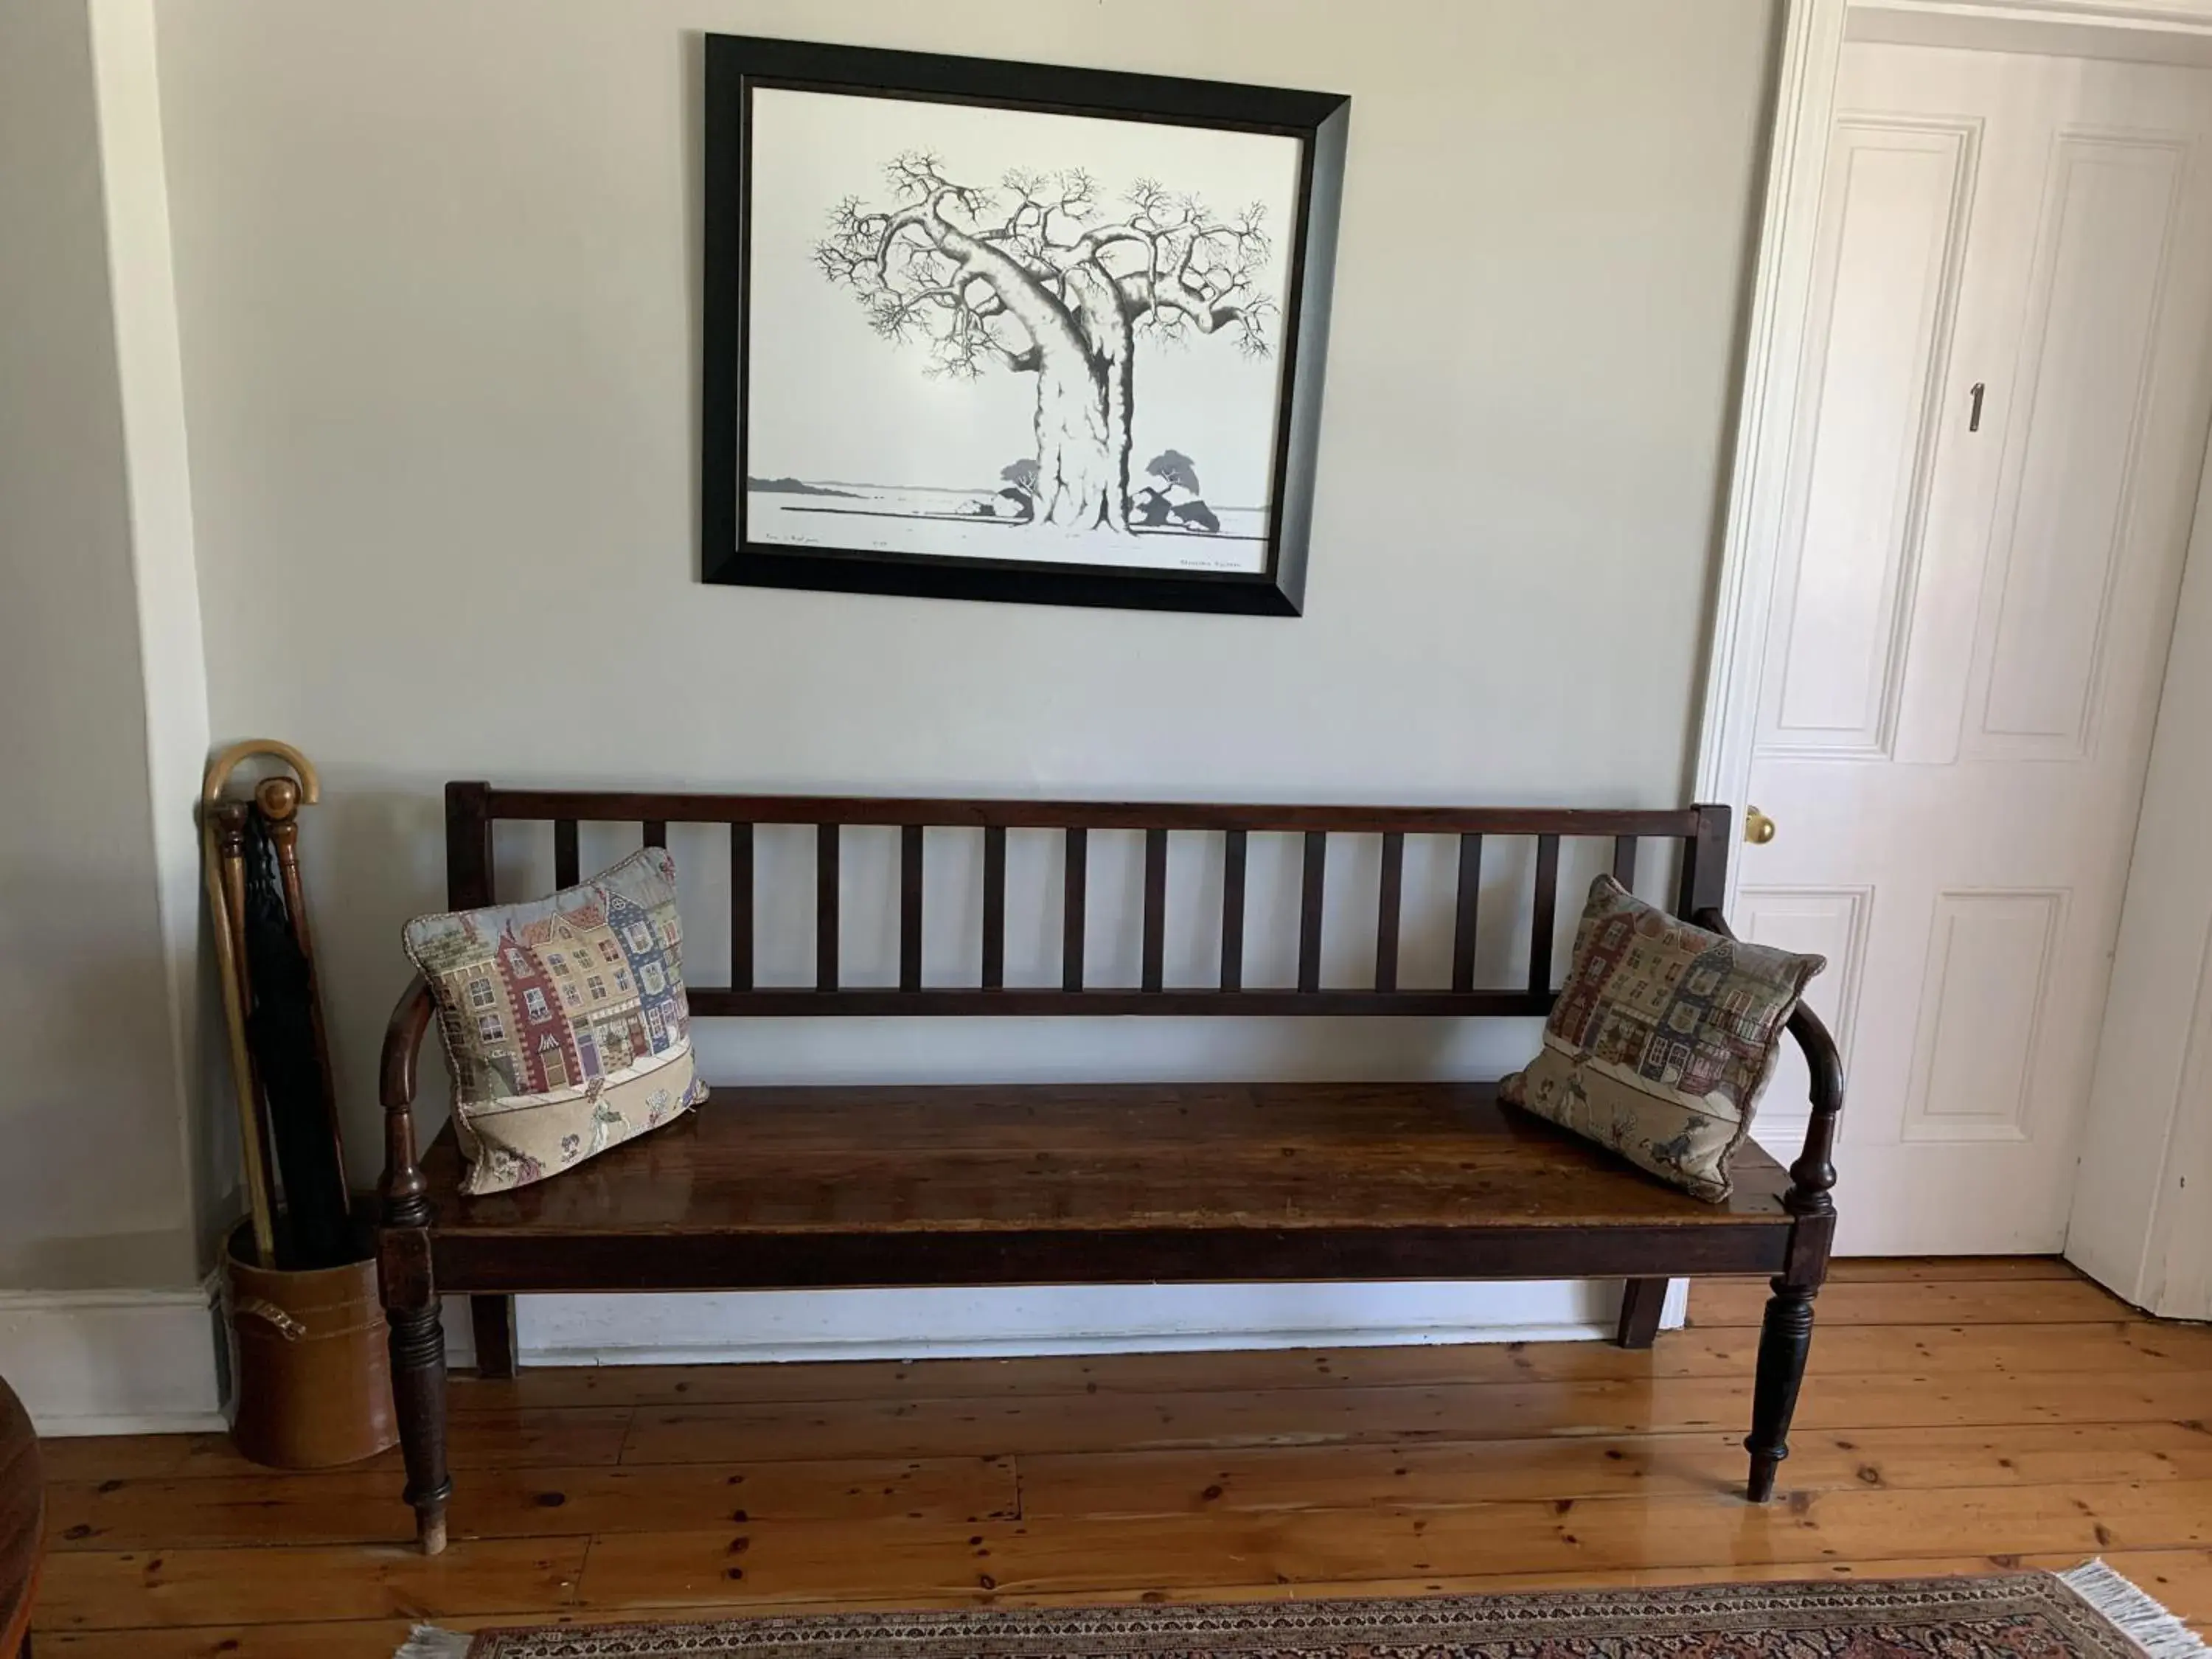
<box><xmin>0</xmin><ymin>1279</ymin><xmax>1690</xmax><ymax>1432</ymax></box>
<box><xmin>500</xmin><ymin>1280</ymin><xmax>1690</xmax><ymax>1368</ymax></box>
<box><xmin>0</xmin><ymin>1280</ymin><xmax>227</xmax><ymax>1436</ymax></box>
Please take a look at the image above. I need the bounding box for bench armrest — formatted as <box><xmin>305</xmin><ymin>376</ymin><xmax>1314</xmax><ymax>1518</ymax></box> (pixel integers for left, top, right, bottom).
<box><xmin>1694</xmin><ymin>907</ymin><xmax>1844</xmax><ymax>1220</ymax></box>
<box><xmin>378</xmin><ymin>974</ymin><xmax>438</xmax><ymax>1230</ymax></box>
<box><xmin>382</xmin><ymin>974</ymin><xmax>436</xmax><ymax>1113</ymax></box>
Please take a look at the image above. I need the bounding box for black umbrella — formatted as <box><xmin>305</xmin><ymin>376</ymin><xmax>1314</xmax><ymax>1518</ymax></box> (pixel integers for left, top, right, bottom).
<box><xmin>242</xmin><ymin>808</ymin><xmax>351</xmax><ymax>1271</ymax></box>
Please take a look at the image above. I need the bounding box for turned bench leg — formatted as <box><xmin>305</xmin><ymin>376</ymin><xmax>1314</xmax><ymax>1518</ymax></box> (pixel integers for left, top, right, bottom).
<box><xmin>387</xmin><ymin>1298</ymin><xmax>453</xmax><ymax>1553</ymax></box>
<box><xmin>1615</xmin><ymin>1277</ymin><xmax>1669</xmax><ymax>1349</ymax></box>
<box><xmin>380</xmin><ymin>976</ymin><xmax>456</xmax><ymax>1554</ymax></box>
<box><xmin>1745</xmin><ymin>1276</ymin><xmax>1818</xmax><ymax>1502</ymax></box>
<box><xmin>378</xmin><ymin>1192</ymin><xmax>452</xmax><ymax>1553</ymax></box>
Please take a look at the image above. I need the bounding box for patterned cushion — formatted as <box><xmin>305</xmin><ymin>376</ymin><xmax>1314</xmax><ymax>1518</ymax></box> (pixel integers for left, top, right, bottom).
<box><xmin>1498</xmin><ymin>875</ymin><xmax>1823</xmax><ymax>1201</ymax></box>
<box><xmin>403</xmin><ymin>848</ymin><xmax>708</xmax><ymax>1195</ymax></box>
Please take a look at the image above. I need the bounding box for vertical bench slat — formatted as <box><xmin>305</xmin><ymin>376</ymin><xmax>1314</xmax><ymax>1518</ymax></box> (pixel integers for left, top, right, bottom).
<box><xmin>900</xmin><ymin>825</ymin><xmax>924</xmax><ymax>992</ymax></box>
<box><xmin>981</xmin><ymin>825</ymin><xmax>1006</xmax><ymax>991</ymax></box>
<box><xmin>1141</xmin><ymin>828</ymin><xmax>1168</xmax><ymax>993</ymax></box>
<box><xmin>1298</xmin><ymin>831</ymin><xmax>1327</xmax><ymax>994</ymax></box>
<box><xmin>1062</xmin><ymin>827</ymin><xmax>1088</xmax><ymax>992</ymax></box>
<box><xmin>1613</xmin><ymin>833</ymin><xmax>1638</xmax><ymax>891</ymax></box>
<box><xmin>644</xmin><ymin>821</ymin><xmax>667</xmax><ymax>850</ymax></box>
<box><xmin>1220</xmin><ymin>829</ymin><xmax>1247</xmax><ymax>992</ymax></box>
<box><xmin>1677</xmin><ymin>803</ymin><xmax>1731</xmax><ymax>918</ymax></box>
<box><xmin>730</xmin><ymin>824</ymin><xmax>754</xmax><ymax>992</ymax></box>
<box><xmin>553</xmin><ymin>820</ymin><xmax>580</xmax><ymax>890</ymax></box>
<box><xmin>1528</xmin><ymin>832</ymin><xmax>1561</xmax><ymax>994</ymax></box>
<box><xmin>816</xmin><ymin>823</ymin><xmax>840</xmax><ymax>992</ymax></box>
<box><xmin>1451</xmin><ymin>833</ymin><xmax>1483</xmax><ymax>992</ymax></box>
<box><xmin>1375</xmin><ymin>831</ymin><xmax>1405</xmax><ymax>993</ymax></box>
<box><xmin>446</xmin><ymin>782</ymin><xmax>495</xmax><ymax>908</ymax></box>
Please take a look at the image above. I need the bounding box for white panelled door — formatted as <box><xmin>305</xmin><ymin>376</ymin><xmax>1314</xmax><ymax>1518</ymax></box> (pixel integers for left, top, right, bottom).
<box><xmin>1742</xmin><ymin>41</ymin><xmax>2212</xmax><ymax>1253</ymax></box>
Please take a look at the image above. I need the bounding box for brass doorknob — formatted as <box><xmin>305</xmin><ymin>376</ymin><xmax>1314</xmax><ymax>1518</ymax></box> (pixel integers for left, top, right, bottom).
<box><xmin>1745</xmin><ymin>807</ymin><xmax>1778</xmax><ymax>846</ymax></box>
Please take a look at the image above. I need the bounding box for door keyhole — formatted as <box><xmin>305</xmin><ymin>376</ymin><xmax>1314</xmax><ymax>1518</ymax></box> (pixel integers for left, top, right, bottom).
<box><xmin>1969</xmin><ymin>381</ymin><xmax>1986</xmax><ymax>432</ymax></box>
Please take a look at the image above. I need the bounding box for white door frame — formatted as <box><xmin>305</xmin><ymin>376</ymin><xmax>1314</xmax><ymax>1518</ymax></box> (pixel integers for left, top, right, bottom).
<box><xmin>1691</xmin><ymin>0</ymin><xmax>1850</xmax><ymax>822</ymax></box>
<box><xmin>1695</xmin><ymin>0</ymin><xmax>2212</xmax><ymax>1297</ymax></box>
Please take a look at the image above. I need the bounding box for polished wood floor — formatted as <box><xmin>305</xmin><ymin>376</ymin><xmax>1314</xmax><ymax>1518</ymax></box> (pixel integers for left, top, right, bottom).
<box><xmin>31</xmin><ymin>1259</ymin><xmax>2212</xmax><ymax>1655</ymax></box>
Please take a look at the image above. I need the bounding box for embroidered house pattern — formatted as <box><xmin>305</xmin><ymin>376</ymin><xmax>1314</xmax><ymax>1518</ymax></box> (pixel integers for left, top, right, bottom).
<box><xmin>405</xmin><ymin>847</ymin><xmax>708</xmax><ymax>1195</ymax></box>
<box><xmin>1500</xmin><ymin>875</ymin><xmax>1823</xmax><ymax>1201</ymax></box>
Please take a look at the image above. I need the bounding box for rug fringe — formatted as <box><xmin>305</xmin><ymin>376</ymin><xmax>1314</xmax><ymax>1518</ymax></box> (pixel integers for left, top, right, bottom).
<box><xmin>2060</xmin><ymin>1559</ymin><xmax>2211</xmax><ymax>1659</ymax></box>
<box><xmin>392</xmin><ymin>1627</ymin><xmax>475</xmax><ymax>1659</ymax></box>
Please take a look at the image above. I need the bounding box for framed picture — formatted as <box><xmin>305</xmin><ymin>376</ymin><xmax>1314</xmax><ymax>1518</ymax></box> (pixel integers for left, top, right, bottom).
<box><xmin>700</xmin><ymin>35</ymin><xmax>1349</xmax><ymax>615</ymax></box>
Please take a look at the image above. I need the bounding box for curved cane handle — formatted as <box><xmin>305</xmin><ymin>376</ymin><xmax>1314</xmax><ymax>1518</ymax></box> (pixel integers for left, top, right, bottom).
<box><xmin>203</xmin><ymin>738</ymin><xmax>320</xmax><ymax>808</ymax></box>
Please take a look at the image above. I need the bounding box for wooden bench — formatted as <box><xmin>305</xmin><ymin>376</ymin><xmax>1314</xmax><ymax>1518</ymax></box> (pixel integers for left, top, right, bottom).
<box><xmin>378</xmin><ymin>785</ymin><xmax>1844</xmax><ymax>1554</ymax></box>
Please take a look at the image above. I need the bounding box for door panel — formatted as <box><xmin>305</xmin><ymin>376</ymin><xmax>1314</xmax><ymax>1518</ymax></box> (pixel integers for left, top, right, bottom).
<box><xmin>1764</xmin><ymin>120</ymin><xmax>1976</xmax><ymax>757</ymax></box>
<box><xmin>1975</xmin><ymin>139</ymin><xmax>2183</xmax><ymax>752</ymax></box>
<box><xmin>1738</xmin><ymin>884</ymin><xmax>1874</xmax><ymax>1152</ymax></box>
<box><xmin>1899</xmin><ymin>886</ymin><xmax>2064</xmax><ymax>1144</ymax></box>
<box><xmin>1745</xmin><ymin>44</ymin><xmax>2212</xmax><ymax>1253</ymax></box>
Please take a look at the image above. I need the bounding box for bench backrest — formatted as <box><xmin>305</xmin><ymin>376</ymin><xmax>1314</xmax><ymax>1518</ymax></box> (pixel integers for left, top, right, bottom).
<box><xmin>444</xmin><ymin>784</ymin><xmax>1731</xmax><ymax>1020</ymax></box>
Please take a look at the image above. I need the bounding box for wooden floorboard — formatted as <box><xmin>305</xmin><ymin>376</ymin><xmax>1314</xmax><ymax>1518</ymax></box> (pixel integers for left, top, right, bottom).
<box><xmin>1822</xmin><ymin>1258</ymin><xmax>2083</xmax><ymax>1282</ymax></box>
<box><xmin>31</xmin><ymin>1258</ymin><xmax>2212</xmax><ymax>1649</ymax></box>
<box><xmin>1689</xmin><ymin>1276</ymin><xmax>2129</xmax><ymax>1326</ymax></box>
<box><xmin>440</xmin><ymin>1316</ymin><xmax>2212</xmax><ymax>1413</ymax></box>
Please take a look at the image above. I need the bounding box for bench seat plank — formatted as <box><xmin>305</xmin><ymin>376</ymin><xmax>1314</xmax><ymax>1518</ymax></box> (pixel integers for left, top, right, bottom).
<box><xmin>420</xmin><ymin>1084</ymin><xmax>1794</xmax><ymax>1293</ymax></box>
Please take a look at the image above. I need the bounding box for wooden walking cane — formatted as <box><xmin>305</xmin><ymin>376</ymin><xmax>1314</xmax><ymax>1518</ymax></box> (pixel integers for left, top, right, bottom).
<box><xmin>201</xmin><ymin>740</ymin><xmax>322</xmax><ymax>1267</ymax></box>
<box><xmin>209</xmin><ymin>802</ymin><xmax>275</xmax><ymax>1265</ymax></box>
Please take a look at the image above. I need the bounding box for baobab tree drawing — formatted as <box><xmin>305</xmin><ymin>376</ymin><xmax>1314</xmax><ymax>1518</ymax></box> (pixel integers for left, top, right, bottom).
<box><xmin>814</xmin><ymin>152</ymin><xmax>1280</xmax><ymax>535</ymax></box>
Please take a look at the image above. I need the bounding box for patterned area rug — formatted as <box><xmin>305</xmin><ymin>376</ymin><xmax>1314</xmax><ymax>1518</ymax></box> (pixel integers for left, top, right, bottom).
<box><xmin>400</xmin><ymin>1563</ymin><xmax>2209</xmax><ymax>1659</ymax></box>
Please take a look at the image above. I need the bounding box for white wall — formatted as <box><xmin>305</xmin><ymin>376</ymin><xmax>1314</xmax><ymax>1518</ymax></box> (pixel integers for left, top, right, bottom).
<box><xmin>0</xmin><ymin>0</ymin><xmax>206</xmax><ymax>1294</ymax></box>
<box><xmin>150</xmin><ymin>0</ymin><xmax>1778</xmax><ymax>1355</ymax></box>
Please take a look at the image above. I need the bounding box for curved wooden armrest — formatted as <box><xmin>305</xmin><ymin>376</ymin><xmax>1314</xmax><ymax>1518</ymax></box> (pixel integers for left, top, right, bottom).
<box><xmin>1784</xmin><ymin>998</ymin><xmax>1845</xmax><ymax>1125</ymax></box>
<box><xmin>1694</xmin><ymin>906</ymin><xmax>1846</xmax><ymax>1217</ymax></box>
<box><xmin>382</xmin><ymin>974</ymin><xmax>436</xmax><ymax>1110</ymax></box>
<box><xmin>380</xmin><ymin>975</ymin><xmax>437</xmax><ymax>1222</ymax></box>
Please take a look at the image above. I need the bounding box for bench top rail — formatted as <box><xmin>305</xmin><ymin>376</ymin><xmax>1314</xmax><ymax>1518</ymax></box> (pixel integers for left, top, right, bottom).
<box><xmin>445</xmin><ymin>783</ymin><xmax>1733</xmax><ymax>1020</ymax></box>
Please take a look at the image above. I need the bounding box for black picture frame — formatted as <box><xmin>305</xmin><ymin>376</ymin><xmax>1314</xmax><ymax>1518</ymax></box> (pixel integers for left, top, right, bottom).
<box><xmin>700</xmin><ymin>34</ymin><xmax>1349</xmax><ymax>616</ymax></box>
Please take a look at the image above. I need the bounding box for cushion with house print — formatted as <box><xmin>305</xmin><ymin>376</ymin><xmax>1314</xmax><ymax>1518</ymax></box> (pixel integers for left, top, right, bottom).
<box><xmin>1498</xmin><ymin>875</ymin><xmax>1823</xmax><ymax>1201</ymax></box>
<box><xmin>403</xmin><ymin>847</ymin><xmax>707</xmax><ymax>1194</ymax></box>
